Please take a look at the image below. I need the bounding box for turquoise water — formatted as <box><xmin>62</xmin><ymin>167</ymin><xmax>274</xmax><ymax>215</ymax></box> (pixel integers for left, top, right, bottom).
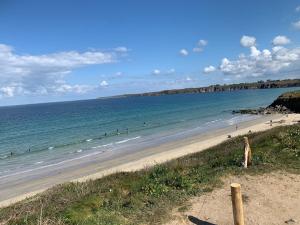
<box><xmin>0</xmin><ymin>87</ymin><xmax>299</xmax><ymax>176</ymax></box>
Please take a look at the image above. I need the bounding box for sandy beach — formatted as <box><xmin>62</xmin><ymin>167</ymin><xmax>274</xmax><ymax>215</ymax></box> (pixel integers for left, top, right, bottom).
<box><xmin>0</xmin><ymin>113</ymin><xmax>299</xmax><ymax>208</ymax></box>
<box><xmin>166</xmin><ymin>172</ymin><xmax>300</xmax><ymax>225</ymax></box>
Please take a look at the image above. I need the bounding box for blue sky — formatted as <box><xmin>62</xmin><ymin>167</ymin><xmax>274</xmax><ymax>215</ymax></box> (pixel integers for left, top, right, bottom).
<box><xmin>0</xmin><ymin>0</ymin><xmax>300</xmax><ymax>105</ymax></box>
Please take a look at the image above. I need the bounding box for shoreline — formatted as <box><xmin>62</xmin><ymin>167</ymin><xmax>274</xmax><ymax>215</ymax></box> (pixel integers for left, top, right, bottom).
<box><xmin>0</xmin><ymin>113</ymin><xmax>299</xmax><ymax>208</ymax></box>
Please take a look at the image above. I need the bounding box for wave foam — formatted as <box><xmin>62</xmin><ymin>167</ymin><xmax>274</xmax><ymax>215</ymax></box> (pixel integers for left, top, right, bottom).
<box><xmin>116</xmin><ymin>136</ymin><xmax>141</xmax><ymax>144</ymax></box>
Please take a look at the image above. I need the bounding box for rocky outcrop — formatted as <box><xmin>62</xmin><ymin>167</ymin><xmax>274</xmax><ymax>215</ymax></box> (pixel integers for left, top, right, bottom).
<box><xmin>268</xmin><ymin>91</ymin><xmax>300</xmax><ymax>113</ymax></box>
<box><xmin>232</xmin><ymin>106</ymin><xmax>291</xmax><ymax>115</ymax></box>
<box><xmin>232</xmin><ymin>91</ymin><xmax>300</xmax><ymax>115</ymax></box>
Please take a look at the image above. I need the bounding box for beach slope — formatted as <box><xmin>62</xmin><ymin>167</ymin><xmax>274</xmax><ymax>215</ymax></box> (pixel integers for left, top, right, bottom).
<box><xmin>0</xmin><ymin>114</ymin><xmax>299</xmax><ymax>208</ymax></box>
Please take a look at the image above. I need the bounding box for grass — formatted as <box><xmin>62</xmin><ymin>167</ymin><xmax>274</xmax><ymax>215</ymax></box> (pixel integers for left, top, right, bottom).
<box><xmin>1</xmin><ymin>124</ymin><xmax>300</xmax><ymax>225</ymax></box>
<box><xmin>279</xmin><ymin>90</ymin><xmax>300</xmax><ymax>99</ymax></box>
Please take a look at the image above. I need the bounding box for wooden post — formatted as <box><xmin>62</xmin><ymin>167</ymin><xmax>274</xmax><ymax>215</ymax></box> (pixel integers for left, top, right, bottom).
<box><xmin>243</xmin><ymin>137</ymin><xmax>252</xmax><ymax>168</ymax></box>
<box><xmin>231</xmin><ymin>183</ymin><xmax>245</xmax><ymax>225</ymax></box>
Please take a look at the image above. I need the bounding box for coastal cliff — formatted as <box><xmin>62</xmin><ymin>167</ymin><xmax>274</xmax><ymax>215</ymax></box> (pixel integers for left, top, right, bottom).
<box><xmin>119</xmin><ymin>79</ymin><xmax>300</xmax><ymax>97</ymax></box>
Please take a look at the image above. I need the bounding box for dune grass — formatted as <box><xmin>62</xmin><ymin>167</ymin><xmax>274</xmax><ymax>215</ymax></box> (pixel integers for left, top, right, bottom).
<box><xmin>1</xmin><ymin>124</ymin><xmax>300</xmax><ymax>225</ymax></box>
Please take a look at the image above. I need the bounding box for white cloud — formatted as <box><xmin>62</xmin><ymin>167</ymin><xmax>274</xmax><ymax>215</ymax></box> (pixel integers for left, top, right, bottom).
<box><xmin>152</xmin><ymin>69</ymin><xmax>161</xmax><ymax>75</ymax></box>
<box><xmin>203</xmin><ymin>65</ymin><xmax>216</xmax><ymax>73</ymax></box>
<box><xmin>186</xmin><ymin>76</ymin><xmax>192</xmax><ymax>81</ymax></box>
<box><xmin>100</xmin><ymin>80</ymin><xmax>108</xmax><ymax>87</ymax></box>
<box><xmin>218</xmin><ymin>43</ymin><xmax>300</xmax><ymax>78</ymax></box>
<box><xmin>193</xmin><ymin>47</ymin><xmax>203</xmax><ymax>53</ymax></box>
<box><xmin>0</xmin><ymin>86</ymin><xmax>16</xmax><ymax>97</ymax></box>
<box><xmin>55</xmin><ymin>84</ymin><xmax>93</xmax><ymax>94</ymax></box>
<box><xmin>272</xmin><ymin>35</ymin><xmax>291</xmax><ymax>45</ymax></box>
<box><xmin>296</xmin><ymin>6</ymin><xmax>300</xmax><ymax>12</ymax></box>
<box><xmin>167</xmin><ymin>68</ymin><xmax>175</xmax><ymax>74</ymax></box>
<box><xmin>292</xmin><ymin>20</ymin><xmax>300</xmax><ymax>29</ymax></box>
<box><xmin>0</xmin><ymin>43</ymin><xmax>124</xmax><ymax>98</ymax></box>
<box><xmin>152</xmin><ymin>68</ymin><xmax>175</xmax><ymax>75</ymax></box>
<box><xmin>262</xmin><ymin>49</ymin><xmax>271</xmax><ymax>58</ymax></box>
<box><xmin>198</xmin><ymin>39</ymin><xmax>208</xmax><ymax>46</ymax></box>
<box><xmin>193</xmin><ymin>39</ymin><xmax>208</xmax><ymax>53</ymax></box>
<box><xmin>250</xmin><ymin>46</ymin><xmax>261</xmax><ymax>57</ymax></box>
<box><xmin>179</xmin><ymin>49</ymin><xmax>189</xmax><ymax>56</ymax></box>
<box><xmin>240</xmin><ymin>35</ymin><xmax>256</xmax><ymax>47</ymax></box>
<box><xmin>115</xmin><ymin>72</ymin><xmax>123</xmax><ymax>76</ymax></box>
<box><xmin>114</xmin><ymin>46</ymin><xmax>128</xmax><ymax>52</ymax></box>
<box><xmin>272</xmin><ymin>46</ymin><xmax>284</xmax><ymax>53</ymax></box>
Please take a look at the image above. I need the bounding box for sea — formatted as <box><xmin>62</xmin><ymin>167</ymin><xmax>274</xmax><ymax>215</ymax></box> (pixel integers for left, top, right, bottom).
<box><xmin>0</xmin><ymin>87</ymin><xmax>299</xmax><ymax>178</ymax></box>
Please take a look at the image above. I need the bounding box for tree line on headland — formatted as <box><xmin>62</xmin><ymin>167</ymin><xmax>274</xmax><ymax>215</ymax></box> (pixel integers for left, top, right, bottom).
<box><xmin>117</xmin><ymin>79</ymin><xmax>300</xmax><ymax>97</ymax></box>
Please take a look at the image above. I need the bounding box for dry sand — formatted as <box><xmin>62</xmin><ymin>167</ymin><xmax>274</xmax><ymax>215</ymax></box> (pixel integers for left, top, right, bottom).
<box><xmin>166</xmin><ymin>172</ymin><xmax>300</xmax><ymax>225</ymax></box>
<box><xmin>0</xmin><ymin>113</ymin><xmax>299</xmax><ymax>208</ymax></box>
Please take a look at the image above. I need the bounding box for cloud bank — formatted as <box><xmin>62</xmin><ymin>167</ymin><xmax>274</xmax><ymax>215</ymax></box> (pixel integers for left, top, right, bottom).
<box><xmin>0</xmin><ymin>44</ymin><xmax>124</xmax><ymax>98</ymax></box>
<box><xmin>204</xmin><ymin>35</ymin><xmax>300</xmax><ymax>78</ymax></box>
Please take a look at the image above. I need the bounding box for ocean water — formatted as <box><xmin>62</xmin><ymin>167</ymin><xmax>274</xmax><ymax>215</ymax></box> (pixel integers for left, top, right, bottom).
<box><xmin>0</xmin><ymin>87</ymin><xmax>299</xmax><ymax>177</ymax></box>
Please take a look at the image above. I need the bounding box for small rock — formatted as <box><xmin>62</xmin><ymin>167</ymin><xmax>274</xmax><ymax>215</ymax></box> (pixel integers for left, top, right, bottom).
<box><xmin>285</xmin><ymin>219</ymin><xmax>296</xmax><ymax>224</ymax></box>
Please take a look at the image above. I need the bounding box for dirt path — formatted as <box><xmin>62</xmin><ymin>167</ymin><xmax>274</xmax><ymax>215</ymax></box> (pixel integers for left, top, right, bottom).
<box><xmin>166</xmin><ymin>172</ymin><xmax>300</xmax><ymax>225</ymax></box>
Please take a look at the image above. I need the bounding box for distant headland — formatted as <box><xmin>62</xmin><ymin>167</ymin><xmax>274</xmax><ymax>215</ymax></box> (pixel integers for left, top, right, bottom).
<box><xmin>103</xmin><ymin>79</ymin><xmax>300</xmax><ymax>99</ymax></box>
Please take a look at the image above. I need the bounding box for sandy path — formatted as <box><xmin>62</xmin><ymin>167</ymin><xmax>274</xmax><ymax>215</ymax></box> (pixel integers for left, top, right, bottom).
<box><xmin>0</xmin><ymin>114</ymin><xmax>299</xmax><ymax>208</ymax></box>
<box><xmin>166</xmin><ymin>172</ymin><xmax>300</xmax><ymax>225</ymax></box>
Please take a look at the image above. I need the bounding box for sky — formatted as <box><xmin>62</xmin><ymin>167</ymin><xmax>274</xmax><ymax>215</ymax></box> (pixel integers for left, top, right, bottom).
<box><xmin>0</xmin><ymin>0</ymin><xmax>300</xmax><ymax>106</ymax></box>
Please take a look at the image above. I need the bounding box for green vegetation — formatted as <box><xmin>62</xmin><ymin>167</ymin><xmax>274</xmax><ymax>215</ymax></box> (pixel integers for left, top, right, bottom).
<box><xmin>1</xmin><ymin>124</ymin><xmax>300</xmax><ymax>225</ymax></box>
<box><xmin>278</xmin><ymin>90</ymin><xmax>300</xmax><ymax>98</ymax></box>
